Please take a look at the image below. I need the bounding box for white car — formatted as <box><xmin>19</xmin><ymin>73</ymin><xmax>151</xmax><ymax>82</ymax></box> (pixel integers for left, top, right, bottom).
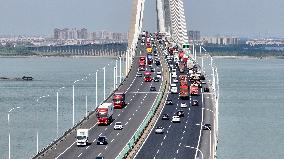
<box><xmin>180</xmin><ymin>103</ymin><xmax>187</xmax><ymax>108</ymax></box>
<box><xmin>172</xmin><ymin>116</ymin><xmax>181</xmax><ymax>123</ymax></box>
<box><xmin>171</xmin><ymin>86</ymin><xmax>178</xmax><ymax>93</ymax></box>
<box><xmin>157</xmin><ymin>71</ymin><xmax>162</xmax><ymax>75</ymax></box>
<box><xmin>148</xmin><ymin>64</ymin><xmax>153</xmax><ymax>67</ymax></box>
<box><xmin>114</xmin><ymin>122</ymin><xmax>123</xmax><ymax>130</ymax></box>
<box><xmin>173</xmin><ymin>78</ymin><xmax>178</xmax><ymax>83</ymax></box>
<box><xmin>172</xmin><ymin>73</ymin><xmax>177</xmax><ymax>78</ymax></box>
<box><xmin>155</xmin><ymin>126</ymin><xmax>164</xmax><ymax>134</ymax></box>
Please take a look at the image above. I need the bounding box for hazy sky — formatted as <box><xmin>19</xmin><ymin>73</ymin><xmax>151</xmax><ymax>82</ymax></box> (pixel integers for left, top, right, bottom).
<box><xmin>0</xmin><ymin>0</ymin><xmax>283</xmax><ymax>37</ymax></box>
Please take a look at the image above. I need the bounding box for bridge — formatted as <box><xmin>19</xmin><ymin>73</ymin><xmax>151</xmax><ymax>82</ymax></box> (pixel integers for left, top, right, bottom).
<box><xmin>30</xmin><ymin>0</ymin><xmax>219</xmax><ymax>159</ymax></box>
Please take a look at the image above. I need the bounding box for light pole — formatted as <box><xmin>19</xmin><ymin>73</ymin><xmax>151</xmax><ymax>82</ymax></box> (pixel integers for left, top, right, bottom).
<box><xmin>186</xmin><ymin>146</ymin><xmax>204</xmax><ymax>159</ymax></box>
<box><xmin>119</xmin><ymin>56</ymin><xmax>122</xmax><ymax>83</ymax></box>
<box><xmin>85</xmin><ymin>92</ymin><xmax>88</xmax><ymax>118</ymax></box>
<box><xmin>115</xmin><ymin>59</ymin><xmax>118</xmax><ymax>86</ymax></box>
<box><xmin>95</xmin><ymin>71</ymin><xmax>98</xmax><ymax>108</ymax></box>
<box><xmin>36</xmin><ymin>94</ymin><xmax>49</xmax><ymax>153</ymax></box>
<box><xmin>8</xmin><ymin>106</ymin><xmax>21</xmax><ymax>159</ymax></box>
<box><xmin>113</xmin><ymin>67</ymin><xmax>116</xmax><ymax>90</ymax></box>
<box><xmin>103</xmin><ymin>67</ymin><xmax>106</xmax><ymax>100</ymax></box>
<box><xmin>56</xmin><ymin>87</ymin><xmax>65</xmax><ymax>138</ymax></box>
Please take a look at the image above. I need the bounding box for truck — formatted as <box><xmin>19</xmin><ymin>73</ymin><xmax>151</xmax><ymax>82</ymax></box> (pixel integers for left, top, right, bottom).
<box><xmin>179</xmin><ymin>75</ymin><xmax>189</xmax><ymax>99</ymax></box>
<box><xmin>139</xmin><ymin>56</ymin><xmax>146</xmax><ymax>71</ymax></box>
<box><xmin>76</xmin><ymin>129</ymin><xmax>89</xmax><ymax>146</ymax></box>
<box><xmin>190</xmin><ymin>84</ymin><xmax>199</xmax><ymax>96</ymax></box>
<box><xmin>147</xmin><ymin>54</ymin><xmax>153</xmax><ymax>65</ymax></box>
<box><xmin>113</xmin><ymin>93</ymin><xmax>125</xmax><ymax>109</ymax></box>
<box><xmin>96</xmin><ymin>103</ymin><xmax>114</xmax><ymax>125</ymax></box>
<box><xmin>144</xmin><ymin>71</ymin><xmax>152</xmax><ymax>82</ymax></box>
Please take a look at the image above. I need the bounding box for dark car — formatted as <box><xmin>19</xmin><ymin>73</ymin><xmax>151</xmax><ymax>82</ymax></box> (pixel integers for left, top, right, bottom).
<box><xmin>155</xmin><ymin>60</ymin><xmax>160</xmax><ymax>66</ymax></box>
<box><xmin>176</xmin><ymin>110</ymin><xmax>184</xmax><ymax>117</ymax></box>
<box><xmin>192</xmin><ymin>100</ymin><xmax>199</xmax><ymax>106</ymax></box>
<box><xmin>202</xmin><ymin>124</ymin><xmax>211</xmax><ymax>130</ymax></box>
<box><xmin>150</xmin><ymin>68</ymin><xmax>155</xmax><ymax>72</ymax></box>
<box><xmin>162</xmin><ymin>114</ymin><xmax>170</xmax><ymax>120</ymax></box>
<box><xmin>154</xmin><ymin>77</ymin><xmax>159</xmax><ymax>82</ymax></box>
<box><xmin>97</xmin><ymin>136</ymin><xmax>108</xmax><ymax>145</ymax></box>
<box><xmin>165</xmin><ymin>99</ymin><xmax>173</xmax><ymax>105</ymax></box>
<box><xmin>150</xmin><ymin>86</ymin><xmax>156</xmax><ymax>91</ymax></box>
<box><xmin>204</xmin><ymin>87</ymin><xmax>209</xmax><ymax>92</ymax></box>
<box><xmin>95</xmin><ymin>157</ymin><xmax>104</xmax><ymax>159</ymax></box>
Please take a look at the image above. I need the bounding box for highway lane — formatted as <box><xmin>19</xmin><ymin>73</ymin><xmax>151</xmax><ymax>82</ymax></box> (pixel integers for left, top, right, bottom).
<box><xmin>135</xmin><ymin>55</ymin><xmax>206</xmax><ymax>159</ymax></box>
<box><xmin>53</xmin><ymin>42</ymin><xmax>165</xmax><ymax>159</ymax></box>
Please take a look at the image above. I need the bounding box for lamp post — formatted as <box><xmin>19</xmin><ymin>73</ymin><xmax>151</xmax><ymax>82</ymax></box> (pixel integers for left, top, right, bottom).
<box><xmin>95</xmin><ymin>71</ymin><xmax>98</xmax><ymax>108</ymax></box>
<box><xmin>56</xmin><ymin>87</ymin><xmax>65</xmax><ymax>138</ymax></box>
<box><xmin>36</xmin><ymin>94</ymin><xmax>49</xmax><ymax>153</ymax></box>
<box><xmin>8</xmin><ymin>106</ymin><xmax>21</xmax><ymax>159</ymax></box>
<box><xmin>103</xmin><ymin>67</ymin><xmax>106</xmax><ymax>100</ymax></box>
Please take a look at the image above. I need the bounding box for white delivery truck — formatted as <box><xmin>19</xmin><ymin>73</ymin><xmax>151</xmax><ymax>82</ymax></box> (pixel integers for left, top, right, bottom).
<box><xmin>76</xmin><ymin>129</ymin><xmax>89</xmax><ymax>146</ymax></box>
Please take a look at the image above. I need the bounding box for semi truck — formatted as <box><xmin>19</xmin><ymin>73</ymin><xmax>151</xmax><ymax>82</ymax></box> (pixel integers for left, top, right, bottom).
<box><xmin>139</xmin><ymin>56</ymin><xmax>146</xmax><ymax>71</ymax></box>
<box><xmin>190</xmin><ymin>84</ymin><xmax>199</xmax><ymax>96</ymax></box>
<box><xmin>76</xmin><ymin>129</ymin><xmax>89</xmax><ymax>146</ymax></box>
<box><xmin>144</xmin><ymin>71</ymin><xmax>152</xmax><ymax>82</ymax></box>
<box><xmin>96</xmin><ymin>103</ymin><xmax>114</xmax><ymax>125</ymax></box>
<box><xmin>179</xmin><ymin>75</ymin><xmax>189</xmax><ymax>99</ymax></box>
<box><xmin>113</xmin><ymin>92</ymin><xmax>125</xmax><ymax>109</ymax></box>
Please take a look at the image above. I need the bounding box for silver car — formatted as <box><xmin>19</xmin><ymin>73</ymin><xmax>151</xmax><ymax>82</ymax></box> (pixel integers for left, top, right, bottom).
<box><xmin>155</xmin><ymin>126</ymin><xmax>164</xmax><ymax>134</ymax></box>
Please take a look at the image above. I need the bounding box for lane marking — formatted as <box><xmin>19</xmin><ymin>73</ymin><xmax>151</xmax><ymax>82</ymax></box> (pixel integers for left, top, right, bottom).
<box><xmin>78</xmin><ymin>153</ymin><xmax>82</xmax><ymax>158</ymax></box>
<box><xmin>111</xmin><ymin>139</ymin><xmax>115</xmax><ymax>143</ymax></box>
<box><xmin>55</xmin><ymin>141</ymin><xmax>76</xmax><ymax>159</ymax></box>
<box><xmin>86</xmin><ymin>146</ymin><xmax>89</xmax><ymax>149</ymax></box>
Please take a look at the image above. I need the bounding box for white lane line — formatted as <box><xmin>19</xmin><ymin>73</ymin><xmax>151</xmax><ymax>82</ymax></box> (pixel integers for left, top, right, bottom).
<box><xmin>163</xmin><ymin>135</ymin><xmax>167</xmax><ymax>140</ymax></box>
<box><xmin>117</xmin><ymin>132</ymin><xmax>120</xmax><ymax>136</ymax></box>
<box><xmin>129</xmin><ymin>117</ymin><xmax>132</xmax><ymax>121</ymax></box>
<box><xmin>55</xmin><ymin>141</ymin><xmax>76</xmax><ymax>159</ymax></box>
<box><xmin>111</xmin><ymin>139</ymin><xmax>115</xmax><ymax>143</ymax></box>
<box><xmin>185</xmin><ymin>126</ymin><xmax>187</xmax><ymax>129</ymax></box>
<box><xmin>176</xmin><ymin>149</ymin><xmax>179</xmax><ymax>154</ymax></box>
<box><xmin>89</xmin><ymin>122</ymin><xmax>98</xmax><ymax>130</ymax></box>
<box><xmin>99</xmin><ymin>133</ymin><xmax>102</xmax><ymax>136</ymax></box>
<box><xmin>98</xmin><ymin>153</ymin><xmax>102</xmax><ymax>156</ymax></box>
<box><xmin>78</xmin><ymin>153</ymin><xmax>82</xmax><ymax>158</ymax></box>
<box><xmin>169</xmin><ymin>124</ymin><xmax>172</xmax><ymax>128</ymax></box>
<box><xmin>118</xmin><ymin>114</ymin><xmax>121</xmax><ymax>117</ymax></box>
<box><xmin>105</xmin><ymin>146</ymin><xmax>108</xmax><ymax>150</ymax></box>
<box><xmin>125</xmin><ymin>121</ymin><xmax>129</xmax><ymax>125</ymax></box>
<box><xmin>104</xmin><ymin>128</ymin><xmax>107</xmax><ymax>131</ymax></box>
<box><xmin>161</xmin><ymin>141</ymin><xmax>163</xmax><ymax>146</ymax></box>
<box><xmin>86</xmin><ymin>146</ymin><xmax>90</xmax><ymax>149</ymax></box>
<box><xmin>179</xmin><ymin>143</ymin><xmax>181</xmax><ymax>147</ymax></box>
<box><xmin>92</xmin><ymin>139</ymin><xmax>96</xmax><ymax>142</ymax></box>
<box><xmin>181</xmin><ymin>136</ymin><xmax>184</xmax><ymax>140</ymax></box>
<box><xmin>133</xmin><ymin>113</ymin><xmax>135</xmax><ymax>116</ymax></box>
<box><xmin>183</xmin><ymin>130</ymin><xmax>186</xmax><ymax>134</ymax></box>
<box><xmin>156</xmin><ymin>149</ymin><xmax>160</xmax><ymax>154</ymax></box>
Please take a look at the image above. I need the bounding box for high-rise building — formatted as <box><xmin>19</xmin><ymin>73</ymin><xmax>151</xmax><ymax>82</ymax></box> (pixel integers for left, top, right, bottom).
<box><xmin>188</xmin><ymin>31</ymin><xmax>201</xmax><ymax>41</ymax></box>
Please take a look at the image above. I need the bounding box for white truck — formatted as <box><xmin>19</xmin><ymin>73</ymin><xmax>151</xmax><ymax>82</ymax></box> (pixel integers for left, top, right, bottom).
<box><xmin>76</xmin><ymin>129</ymin><xmax>89</xmax><ymax>146</ymax></box>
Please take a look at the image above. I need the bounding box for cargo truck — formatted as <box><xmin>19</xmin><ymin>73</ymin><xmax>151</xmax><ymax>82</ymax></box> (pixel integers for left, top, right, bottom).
<box><xmin>76</xmin><ymin>129</ymin><xmax>89</xmax><ymax>146</ymax></box>
<box><xmin>113</xmin><ymin>93</ymin><xmax>125</xmax><ymax>109</ymax></box>
<box><xmin>179</xmin><ymin>75</ymin><xmax>189</xmax><ymax>99</ymax></box>
<box><xmin>190</xmin><ymin>84</ymin><xmax>199</xmax><ymax>96</ymax></box>
<box><xmin>139</xmin><ymin>56</ymin><xmax>146</xmax><ymax>71</ymax></box>
<box><xmin>144</xmin><ymin>71</ymin><xmax>152</xmax><ymax>82</ymax></box>
<box><xmin>96</xmin><ymin>103</ymin><xmax>114</xmax><ymax>125</ymax></box>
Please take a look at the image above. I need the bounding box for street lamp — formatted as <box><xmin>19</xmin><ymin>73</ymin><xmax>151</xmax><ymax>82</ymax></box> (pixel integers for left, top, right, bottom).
<box><xmin>186</xmin><ymin>145</ymin><xmax>204</xmax><ymax>159</ymax></box>
<box><xmin>36</xmin><ymin>94</ymin><xmax>49</xmax><ymax>153</ymax></box>
<box><xmin>8</xmin><ymin>106</ymin><xmax>21</xmax><ymax>159</ymax></box>
<box><xmin>56</xmin><ymin>87</ymin><xmax>65</xmax><ymax>138</ymax></box>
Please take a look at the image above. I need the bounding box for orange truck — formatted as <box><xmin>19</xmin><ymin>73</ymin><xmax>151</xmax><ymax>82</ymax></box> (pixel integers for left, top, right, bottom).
<box><xmin>179</xmin><ymin>75</ymin><xmax>189</xmax><ymax>99</ymax></box>
<box><xmin>113</xmin><ymin>93</ymin><xmax>125</xmax><ymax>109</ymax></box>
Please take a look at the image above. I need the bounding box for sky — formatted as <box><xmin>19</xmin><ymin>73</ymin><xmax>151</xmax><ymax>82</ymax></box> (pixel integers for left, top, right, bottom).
<box><xmin>0</xmin><ymin>0</ymin><xmax>284</xmax><ymax>38</ymax></box>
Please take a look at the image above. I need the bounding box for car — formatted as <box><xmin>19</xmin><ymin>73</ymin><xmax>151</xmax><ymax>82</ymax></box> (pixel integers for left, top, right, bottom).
<box><xmin>155</xmin><ymin>60</ymin><xmax>160</xmax><ymax>66</ymax></box>
<box><xmin>180</xmin><ymin>103</ymin><xmax>187</xmax><ymax>108</ymax></box>
<box><xmin>172</xmin><ymin>73</ymin><xmax>177</xmax><ymax>78</ymax></box>
<box><xmin>172</xmin><ymin>116</ymin><xmax>181</xmax><ymax>123</ymax></box>
<box><xmin>154</xmin><ymin>53</ymin><xmax>158</xmax><ymax>56</ymax></box>
<box><xmin>176</xmin><ymin>110</ymin><xmax>184</xmax><ymax>117</ymax></box>
<box><xmin>171</xmin><ymin>86</ymin><xmax>177</xmax><ymax>93</ymax></box>
<box><xmin>192</xmin><ymin>100</ymin><xmax>199</xmax><ymax>106</ymax></box>
<box><xmin>202</xmin><ymin>124</ymin><xmax>211</xmax><ymax>130</ymax></box>
<box><xmin>114</xmin><ymin>122</ymin><xmax>123</xmax><ymax>130</ymax></box>
<box><xmin>165</xmin><ymin>99</ymin><xmax>173</xmax><ymax>105</ymax></box>
<box><xmin>150</xmin><ymin>68</ymin><xmax>155</xmax><ymax>72</ymax></box>
<box><xmin>169</xmin><ymin>64</ymin><xmax>174</xmax><ymax>68</ymax></box>
<box><xmin>204</xmin><ymin>87</ymin><xmax>209</xmax><ymax>92</ymax></box>
<box><xmin>138</xmin><ymin>67</ymin><xmax>145</xmax><ymax>71</ymax></box>
<box><xmin>148</xmin><ymin>64</ymin><xmax>153</xmax><ymax>67</ymax></box>
<box><xmin>162</xmin><ymin>114</ymin><xmax>170</xmax><ymax>120</ymax></box>
<box><xmin>136</xmin><ymin>72</ymin><xmax>142</xmax><ymax>77</ymax></box>
<box><xmin>97</xmin><ymin>136</ymin><xmax>108</xmax><ymax>145</ymax></box>
<box><xmin>173</xmin><ymin>78</ymin><xmax>178</xmax><ymax>83</ymax></box>
<box><xmin>155</xmin><ymin>126</ymin><xmax>164</xmax><ymax>134</ymax></box>
<box><xmin>157</xmin><ymin>71</ymin><xmax>162</xmax><ymax>75</ymax></box>
<box><xmin>150</xmin><ymin>86</ymin><xmax>156</xmax><ymax>91</ymax></box>
<box><xmin>157</xmin><ymin>74</ymin><xmax>162</xmax><ymax>78</ymax></box>
<box><xmin>154</xmin><ymin>77</ymin><xmax>159</xmax><ymax>82</ymax></box>
<box><xmin>170</xmin><ymin>83</ymin><xmax>177</xmax><ymax>87</ymax></box>
<box><xmin>95</xmin><ymin>157</ymin><xmax>104</xmax><ymax>159</ymax></box>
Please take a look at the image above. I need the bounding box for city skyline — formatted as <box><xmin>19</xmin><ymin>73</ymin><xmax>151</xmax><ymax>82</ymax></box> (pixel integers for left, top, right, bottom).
<box><xmin>0</xmin><ymin>0</ymin><xmax>283</xmax><ymax>38</ymax></box>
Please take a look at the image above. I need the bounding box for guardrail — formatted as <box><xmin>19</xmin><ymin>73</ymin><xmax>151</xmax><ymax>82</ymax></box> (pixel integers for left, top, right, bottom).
<box><xmin>32</xmin><ymin>56</ymin><xmax>134</xmax><ymax>159</ymax></box>
<box><xmin>116</xmin><ymin>44</ymin><xmax>169</xmax><ymax>159</ymax></box>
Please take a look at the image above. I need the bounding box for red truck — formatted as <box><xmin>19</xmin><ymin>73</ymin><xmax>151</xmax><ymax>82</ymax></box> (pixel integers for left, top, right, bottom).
<box><xmin>179</xmin><ymin>75</ymin><xmax>189</xmax><ymax>99</ymax></box>
<box><xmin>113</xmin><ymin>93</ymin><xmax>125</xmax><ymax>109</ymax></box>
<box><xmin>144</xmin><ymin>71</ymin><xmax>152</xmax><ymax>82</ymax></box>
<box><xmin>96</xmin><ymin>103</ymin><xmax>114</xmax><ymax>125</ymax></box>
<box><xmin>139</xmin><ymin>56</ymin><xmax>146</xmax><ymax>71</ymax></box>
<box><xmin>190</xmin><ymin>84</ymin><xmax>199</xmax><ymax>96</ymax></box>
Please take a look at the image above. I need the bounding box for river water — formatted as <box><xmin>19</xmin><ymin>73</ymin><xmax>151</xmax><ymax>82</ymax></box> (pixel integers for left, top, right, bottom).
<box><xmin>0</xmin><ymin>56</ymin><xmax>283</xmax><ymax>159</ymax></box>
<box><xmin>215</xmin><ymin>57</ymin><xmax>284</xmax><ymax>159</ymax></box>
<box><xmin>0</xmin><ymin>56</ymin><xmax>123</xmax><ymax>158</ymax></box>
